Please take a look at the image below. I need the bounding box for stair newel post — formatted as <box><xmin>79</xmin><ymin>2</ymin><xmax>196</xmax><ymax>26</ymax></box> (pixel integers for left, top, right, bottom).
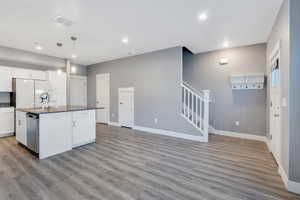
<box><xmin>203</xmin><ymin>90</ymin><xmax>210</xmax><ymax>142</ymax></box>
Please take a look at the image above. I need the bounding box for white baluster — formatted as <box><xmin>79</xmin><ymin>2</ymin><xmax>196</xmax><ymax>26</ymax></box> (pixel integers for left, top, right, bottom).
<box><xmin>199</xmin><ymin>97</ymin><xmax>202</xmax><ymax>130</ymax></box>
<box><xmin>196</xmin><ymin>97</ymin><xmax>198</xmax><ymax>128</ymax></box>
<box><xmin>192</xmin><ymin>92</ymin><xmax>194</xmax><ymax>124</ymax></box>
<box><xmin>183</xmin><ymin>86</ymin><xmax>186</xmax><ymax>116</ymax></box>
<box><xmin>187</xmin><ymin>89</ymin><xmax>190</xmax><ymax>119</ymax></box>
<box><xmin>203</xmin><ymin>90</ymin><xmax>210</xmax><ymax>141</ymax></box>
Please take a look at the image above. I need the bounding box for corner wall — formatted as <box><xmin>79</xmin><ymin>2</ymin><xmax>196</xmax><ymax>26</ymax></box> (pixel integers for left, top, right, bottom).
<box><xmin>267</xmin><ymin>0</ymin><xmax>290</xmax><ymax>178</ymax></box>
<box><xmin>183</xmin><ymin>44</ymin><xmax>267</xmax><ymax>136</ymax></box>
<box><xmin>87</xmin><ymin>47</ymin><xmax>199</xmax><ymax>136</ymax></box>
<box><xmin>289</xmin><ymin>0</ymin><xmax>300</xmax><ymax>183</ymax></box>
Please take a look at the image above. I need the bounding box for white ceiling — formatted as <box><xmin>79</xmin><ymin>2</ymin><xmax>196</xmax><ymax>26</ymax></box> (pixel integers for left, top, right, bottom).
<box><xmin>0</xmin><ymin>0</ymin><xmax>283</xmax><ymax>65</ymax></box>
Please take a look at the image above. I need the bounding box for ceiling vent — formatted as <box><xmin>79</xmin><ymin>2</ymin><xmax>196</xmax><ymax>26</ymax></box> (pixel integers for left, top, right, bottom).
<box><xmin>53</xmin><ymin>15</ymin><xmax>74</xmax><ymax>27</ymax></box>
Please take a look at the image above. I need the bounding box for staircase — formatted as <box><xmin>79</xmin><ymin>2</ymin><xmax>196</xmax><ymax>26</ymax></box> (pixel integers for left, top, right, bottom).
<box><xmin>181</xmin><ymin>82</ymin><xmax>210</xmax><ymax>142</ymax></box>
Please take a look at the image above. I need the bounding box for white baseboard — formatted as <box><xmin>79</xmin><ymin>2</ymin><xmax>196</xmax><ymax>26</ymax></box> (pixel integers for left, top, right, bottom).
<box><xmin>209</xmin><ymin>126</ymin><xmax>267</xmax><ymax>143</ymax></box>
<box><xmin>278</xmin><ymin>163</ymin><xmax>300</xmax><ymax>194</ymax></box>
<box><xmin>279</xmin><ymin>164</ymin><xmax>289</xmax><ymax>189</ymax></box>
<box><xmin>133</xmin><ymin>125</ymin><xmax>208</xmax><ymax>142</ymax></box>
<box><xmin>108</xmin><ymin>121</ymin><xmax>120</xmax><ymax>127</ymax></box>
<box><xmin>0</xmin><ymin>132</ymin><xmax>14</xmax><ymax>138</ymax></box>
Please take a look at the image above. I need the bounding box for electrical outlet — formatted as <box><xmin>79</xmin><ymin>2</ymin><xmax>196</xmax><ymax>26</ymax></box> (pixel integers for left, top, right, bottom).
<box><xmin>235</xmin><ymin>121</ymin><xmax>240</xmax><ymax>126</ymax></box>
<box><xmin>154</xmin><ymin>118</ymin><xmax>158</xmax><ymax>124</ymax></box>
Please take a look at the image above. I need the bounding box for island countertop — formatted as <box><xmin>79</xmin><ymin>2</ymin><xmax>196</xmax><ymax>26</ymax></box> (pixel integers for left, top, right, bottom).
<box><xmin>17</xmin><ymin>106</ymin><xmax>103</xmax><ymax>115</ymax></box>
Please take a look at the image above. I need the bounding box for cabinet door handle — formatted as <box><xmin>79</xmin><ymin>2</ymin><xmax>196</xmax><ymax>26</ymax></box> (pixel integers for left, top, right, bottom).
<box><xmin>18</xmin><ymin>120</ymin><xmax>21</xmax><ymax>126</ymax></box>
<box><xmin>72</xmin><ymin>121</ymin><xmax>76</xmax><ymax>127</ymax></box>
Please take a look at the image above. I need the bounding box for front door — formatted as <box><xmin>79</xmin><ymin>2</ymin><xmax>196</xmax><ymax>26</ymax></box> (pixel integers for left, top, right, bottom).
<box><xmin>96</xmin><ymin>74</ymin><xmax>110</xmax><ymax>123</ymax></box>
<box><xmin>119</xmin><ymin>88</ymin><xmax>134</xmax><ymax>128</ymax></box>
<box><xmin>270</xmin><ymin>52</ymin><xmax>281</xmax><ymax>164</ymax></box>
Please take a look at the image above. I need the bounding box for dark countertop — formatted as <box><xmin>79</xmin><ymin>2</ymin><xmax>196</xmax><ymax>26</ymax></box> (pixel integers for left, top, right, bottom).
<box><xmin>17</xmin><ymin>106</ymin><xmax>103</xmax><ymax>115</ymax></box>
<box><xmin>0</xmin><ymin>103</ymin><xmax>13</xmax><ymax>108</ymax></box>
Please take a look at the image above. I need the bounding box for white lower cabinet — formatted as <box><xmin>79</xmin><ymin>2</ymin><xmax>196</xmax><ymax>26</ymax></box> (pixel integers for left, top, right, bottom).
<box><xmin>72</xmin><ymin>110</ymin><xmax>96</xmax><ymax>147</ymax></box>
<box><xmin>39</xmin><ymin>112</ymin><xmax>73</xmax><ymax>159</ymax></box>
<box><xmin>0</xmin><ymin>108</ymin><xmax>15</xmax><ymax>137</ymax></box>
<box><xmin>16</xmin><ymin>111</ymin><xmax>27</xmax><ymax>145</ymax></box>
<box><xmin>38</xmin><ymin>110</ymin><xmax>96</xmax><ymax>159</ymax></box>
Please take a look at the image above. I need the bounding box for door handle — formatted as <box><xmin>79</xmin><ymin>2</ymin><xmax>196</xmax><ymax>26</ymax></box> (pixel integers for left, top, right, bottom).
<box><xmin>274</xmin><ymin>114</ymin><xmax>280</xmax><ymax>117</ymax></box>
<box><xmin>120</xmin><ymin>102</ymin><xmax>123</xmax><ymax>105</ymax></box>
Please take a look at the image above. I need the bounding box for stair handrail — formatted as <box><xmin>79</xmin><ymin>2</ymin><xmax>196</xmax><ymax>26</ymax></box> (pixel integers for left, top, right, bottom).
<box><xmin>182</xmin><ymin>81</ymin><xmax>210</xmax><ymax>101</ymax></box>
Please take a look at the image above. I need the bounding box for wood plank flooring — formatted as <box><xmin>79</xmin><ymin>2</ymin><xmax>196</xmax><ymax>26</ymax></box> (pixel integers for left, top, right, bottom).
<box><xmin>0</xmin><ymin>124</ymin><xmax>299</xmax><ymax>200</ymax></box>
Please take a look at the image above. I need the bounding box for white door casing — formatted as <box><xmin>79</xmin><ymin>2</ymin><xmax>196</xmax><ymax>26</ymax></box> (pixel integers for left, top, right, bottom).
<box><xmin>96</xmin><ymin>73</ymin><xmax>110</xmax><ymax>123</ymax></box>
<box><xmin>70</xmin><ymin>75</ymin><xmax>87</xmax><ymax>106</ymax></box>
<box><xmin>269</xmin><ymin>41</ymin><xmax>281</xmax><ymax>165</ymax></box>
<box><xmin>119</xmin><ymin>88</ymin><xmax>134</xmax><ymax>128</ymax></box>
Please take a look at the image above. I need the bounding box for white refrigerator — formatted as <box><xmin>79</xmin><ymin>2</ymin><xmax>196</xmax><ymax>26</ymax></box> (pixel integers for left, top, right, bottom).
<box><xmin>13</xmin><ymin>78</ymin><xmax>51</xmax><ymax>109</ymax></box>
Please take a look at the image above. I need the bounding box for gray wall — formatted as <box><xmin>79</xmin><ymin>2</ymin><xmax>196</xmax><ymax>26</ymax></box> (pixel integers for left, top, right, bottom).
<box><xmin>87</xmin><ymin>47</ymin><xmax>199</xmax><ymax>136</ymax></box>
<box><xmin>71</xmin><ymin>64</ymin><xmax>87</xmax><ymax>76</ymax></box>
<box><xmin>0</xmin><ymin>45</ymin><xmax>87</xmax><ymax>104</ymax></box>
<box><xmin>0</xmin><ymin>45</ymin><xmax>87</xmax><ymax>74</ymax></box>
<box><xmin>183</xmin><ymin>44</ymin><xmax>267</xmax><ymax>136</ymax></box>
<box><xmin>289</xmin><ymin>0</ymin><xmax>300</xmax><ymax>183</ymax></box>
<box><xmin>0</xmin><ymin>45</ymin><xmax>65</xmax><ymax>69</ymax></box>
<box><xmin>267</xmin><ymin>0</ymin><xmax>290</xmax><ymax>178</ymax></box>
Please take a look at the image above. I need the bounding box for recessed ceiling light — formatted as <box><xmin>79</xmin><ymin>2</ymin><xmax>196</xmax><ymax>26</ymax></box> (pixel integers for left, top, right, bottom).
<box><xmin>35</xmin><ymin>45</ymin><xmax>43</xmax><ymax>50</ymax></box>
<box><xmin>57</xmin><ymin>69</ymin><xmax>62</xmax><ymax>75</ymax></box>
<box><xmin>122</xmin><ymin>37</ymin><xmax>129</xmax><ymax>44</ymax></box>
<box><xmin>223</xmin><ymin>41</ymin><xmax>229</xmax><ymax>48</ymax></box>
<box><xmin>71</xmin><ymin>66</ymin><xmax>77</xmax><ymax>73</ymax></box>
<box><xmin>198</xmin><ymin>13</ymin><xmax>207</xmax><ymax>21</ymax></box>
<box><xmin>71</xmin><ymin>54</ymin><xmax>77</xmax><ymax>58</ymax></box>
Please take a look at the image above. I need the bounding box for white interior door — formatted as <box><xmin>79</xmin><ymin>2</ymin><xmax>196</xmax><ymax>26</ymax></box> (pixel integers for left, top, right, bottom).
<box><xmin>269</xmin><ymin>47</ymin><xmax>281</xmax><ymax>164</ymax></box>
<box><xmin>96</xmin><ymin>74</ymin><xmax>110</xmax><ymax>123</ymax></box>
<box><xmin>119</xmin><ymin>88</ymin><xmax>134</xmax><ymax>128</ymax></box>
<box><xmin>70</xmin><ymin>76</ymin><xmax>87</xmax><ymax>106</ymax></box>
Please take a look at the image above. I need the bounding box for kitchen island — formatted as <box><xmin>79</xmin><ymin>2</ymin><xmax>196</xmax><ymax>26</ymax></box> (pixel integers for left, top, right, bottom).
<box><xmin>16</xmin><ymin>106</ymin><xmax>101</xmax><ymax>159</ymax></box>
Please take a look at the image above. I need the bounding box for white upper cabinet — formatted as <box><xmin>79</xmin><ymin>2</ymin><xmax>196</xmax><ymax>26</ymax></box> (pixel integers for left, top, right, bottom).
<box><xmin>0</xmin><ymin>67</ymin><xmax>12</xmax><ymax>92</ymax></box>
<box><xmin>0</xmin><ymin>66</ymin><xmax>47</xmax><ymax>92</ymax></box>
<box><xmin>30</xmin><ymin>70</ymin><xmax>46</xmax><ymax>80</ymax></box>
<box><xmin>12</xmin><ymin>68</ymin><xmax>46</xmax><ymax>80</ymax></box>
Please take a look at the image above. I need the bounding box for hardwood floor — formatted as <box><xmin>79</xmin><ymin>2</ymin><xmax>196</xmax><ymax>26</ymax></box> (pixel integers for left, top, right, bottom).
<box><xmin>0</xmin><ymin>124</ymin><xmax>299</xmax><ymax>200</ymax></box>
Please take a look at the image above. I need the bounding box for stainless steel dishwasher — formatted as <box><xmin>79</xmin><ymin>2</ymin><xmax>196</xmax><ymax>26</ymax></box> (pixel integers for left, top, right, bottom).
<box><xmin>26</xmin><ymin>113</ymin><xmax>39</xmax><ymax>153</ymax></box>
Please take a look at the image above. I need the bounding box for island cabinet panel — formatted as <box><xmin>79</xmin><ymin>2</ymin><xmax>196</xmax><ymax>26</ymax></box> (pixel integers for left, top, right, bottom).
<box><xmin>39</xmin><ymin>112</ymin><xmax>73</xmax><ymax>159</ymax></box>
<box><xmin>72</xmin><ymin>110</ymin><xmax>96</xmax><ymax>148</ymax></box>
<box><xmin>16</xmin><ymin>111</ymin><xmax>27</xmax><ymax>145</ymax></box>
<box><xmin>0</xmin><ymin>107</ymin><xmax>14</xmax><ymax>137</ymax></box>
